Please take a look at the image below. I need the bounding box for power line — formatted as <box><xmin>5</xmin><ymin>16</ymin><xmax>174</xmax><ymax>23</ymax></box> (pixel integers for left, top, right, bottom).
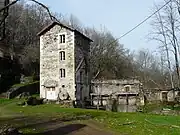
<box><xmin>107</xmin><ymin>0</ymin><xmax>172</xmax><ymax>46</ymax></box>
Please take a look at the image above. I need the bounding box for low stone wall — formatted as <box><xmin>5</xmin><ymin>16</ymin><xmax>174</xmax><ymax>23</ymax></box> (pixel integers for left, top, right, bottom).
<box><xmin>91</xmin><ymin>79</ymin><xmax>141</xmax><ymax>95</ymax></box>
<box><xmin>91</xmin><ymin>94</ymin><xmax>143</xmax><ymax>112</ymax></box>
<box><xmin>117</xmin><ymin>105</ymin><xmax>137</xmax><ymax>112</ymax></box>
<box><xmin>6</xmin><ymin>82</ymin><xmax>39</xmax><ymax>99</ymax></box>
<box><xmin>144</xmin><ymin>91</ymin><xmax>160</xmax><ymax>102</ymax></box>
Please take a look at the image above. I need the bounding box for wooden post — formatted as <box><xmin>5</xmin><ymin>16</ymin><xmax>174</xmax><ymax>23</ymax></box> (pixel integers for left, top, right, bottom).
<box><xmin>90</xmin><ymin>94</ymin><xmax>92</xmax><ymax>106</ymax></box>
<box><xmin>97</xmin><ymin>85</ymin><xmax>100</xmax><ymax>110</ymax></box>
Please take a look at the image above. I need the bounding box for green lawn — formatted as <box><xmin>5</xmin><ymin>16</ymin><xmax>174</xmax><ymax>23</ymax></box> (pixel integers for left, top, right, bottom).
<box><xmin>0</xmin><ymin>98</ymin><xmax>180</xmax><ymax>135</ymax></box>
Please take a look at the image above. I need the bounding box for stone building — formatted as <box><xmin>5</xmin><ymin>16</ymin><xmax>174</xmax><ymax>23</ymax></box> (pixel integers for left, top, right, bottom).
<box><xmin>38</xmin><ymin>21</ymin><xmax>92</xmax><ymax>102</ymax></box>
<box><xmin>144</xmin><ymin>88</ymin><xmax>180</xmax><ymax>102</ymax></box>
<box><xmin>91</xmin><ymin>79</ymin><xmax>144</xmax><ymax>111</ymax></box>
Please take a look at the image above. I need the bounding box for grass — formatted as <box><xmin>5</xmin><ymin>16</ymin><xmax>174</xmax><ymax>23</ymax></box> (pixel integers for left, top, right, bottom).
<box><xmin>140</xmin><ymin>102</ymin><xmax>164</xmax><ymax>113</ymax></box>
<box><xmin>1</xmin><ymin>98</ymin><xmax>180</xmax><ymax>135</ymax></box>
<box><xmin>11</xmin><ymin>81</ymin><xmax>39</xmax><ymax>88</ymax></box>
<box><xmin>141</xmin><ymin>101</ymin><xmax>180</xmax><ymax>112</ymax></box>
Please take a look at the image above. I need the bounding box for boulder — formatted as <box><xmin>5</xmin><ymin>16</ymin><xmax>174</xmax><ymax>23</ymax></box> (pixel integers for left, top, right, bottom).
<box><xmin>38</xmin><ymin>98</ymin><xmax>44</xmax><ymax>105</ymax></box>
<box><xmin>17</xmin><ymin>101</ymin><xmax>26</xmax><ymax>106</ymax></box>
<box><xmin>26</xmin><ymin>97</ymin><xmax>43</xmax><ymax>106</ymax></box>
<box><xmin>7</xmin><ymin>127</ymin><xmax>20</xmax><ymax>135</ymax></box>
<box><xmin>0</xmin><ymin>126</ymin><xmax>22</xmax><ymax>135</ymax></box>
<box><xmin>26</xmin><ymin>97</ymin><xmax>38</xmax><ymax>106</ymax></box>
<box><xmin>16</xmin><ymin>92</ymin><xmax>30</xmax><ymax>99</ymax></box>
<box><xmin>42</xmin><ymin>98</ymin><xmax>48</xmax><ymax>104</ymax></box>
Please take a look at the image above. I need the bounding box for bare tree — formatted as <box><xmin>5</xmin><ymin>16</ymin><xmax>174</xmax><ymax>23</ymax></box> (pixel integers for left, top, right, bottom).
<box><xmin>135</xmin><ymin>49</ymin><xmax>165</xmax><ymax>88</ymax></box>
<box><xmin>0</xmin><ymin>0</ymin><xmax>10</xmax><ymax>40</ymax></box>
<box><xmin>0</xmin><ymin>0</ymin><xmax>59</xmax><ymax>41</ymax></box>
<box><xmin>85</xmin><ymin>27</ymin><xmax>134</xmax><ymax>80</ymax></box>
<box><xmin>150</xmin><ymin>0</ymin><xmax>180</xmax><ymax>100</ymax></box>
<box><xmin>150</xmin><ymin>3</ymin><xmax>174</xmax><ymax>89</ymax></box>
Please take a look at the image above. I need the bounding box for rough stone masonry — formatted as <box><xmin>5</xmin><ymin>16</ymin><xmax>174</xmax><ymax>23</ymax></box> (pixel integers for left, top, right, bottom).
<box><xmin>38</xmin><ymin>22</ymin><xmax>92</xmax><ymax>102</ymax></box>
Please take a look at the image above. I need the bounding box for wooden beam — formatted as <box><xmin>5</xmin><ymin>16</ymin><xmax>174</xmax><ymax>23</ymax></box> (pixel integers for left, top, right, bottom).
<box><xmin>75</xmin><ymin>58</ymin><xmax>84</xmax><ymax>73</ymax></box>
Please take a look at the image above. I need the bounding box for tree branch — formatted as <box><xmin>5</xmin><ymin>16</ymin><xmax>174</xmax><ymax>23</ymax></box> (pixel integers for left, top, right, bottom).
<box><xmin>29</xmin><ymin>0</ymin><xmax>60</xmax><ymax>22</ymax></box>
<box><xmin>0</xmin><ymin>0</ymin><xmax>59</xmax><ymax>22</ymax></box>
<box><xmin>0</xmin><ymin>0</ymin><xmax>60</xmax><ymax>40</ymax></box>
<box><xmin>0</xmin><ymin>0</ymin><xmax>19</xmax><ymax>12</ymax></box>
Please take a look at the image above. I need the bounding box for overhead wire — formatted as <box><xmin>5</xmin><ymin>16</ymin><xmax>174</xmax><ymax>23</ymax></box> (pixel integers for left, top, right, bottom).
<box><xmin>105</xmin><ymin>0</ymin><xmax>172</xmax><ymax>46</ymax></box>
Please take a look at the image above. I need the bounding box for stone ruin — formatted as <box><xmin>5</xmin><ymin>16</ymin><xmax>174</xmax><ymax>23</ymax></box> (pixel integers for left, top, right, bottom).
<box><xmin>90</xmin><ymin>79</ymin><xmax>144</xmax><ymax>112</ymax></box>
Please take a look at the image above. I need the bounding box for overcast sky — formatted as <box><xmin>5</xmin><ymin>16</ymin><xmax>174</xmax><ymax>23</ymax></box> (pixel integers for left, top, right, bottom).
<box><xmin>37</xmin><ymin>0</ymin><xmax>163</xmax><ymax>52</ymax></box>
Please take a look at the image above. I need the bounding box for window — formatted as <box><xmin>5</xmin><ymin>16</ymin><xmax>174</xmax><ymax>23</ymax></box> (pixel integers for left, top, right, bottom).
<box><xmin>59</xmin><ymin>34</ymin><xmax>65</xmax><ymax>43</ymax></box>
<box><xmin>124</xmin><ymin>85</ymin><xmax>131</xmax><ymax>92</ymax></box>
<box><xmin>162</xmin><ymin>92</ymin><xmax>168</xmax><ymax>101</ymax></box>
<box><xmin>60</xmin><ymin>68</ymin><xmax>65</xmax><ymax>78</ymax></box>
<box><xmin>60</xmin><ymin>51</ymin><xmax>65</xmax><ymax>60</ymax></box>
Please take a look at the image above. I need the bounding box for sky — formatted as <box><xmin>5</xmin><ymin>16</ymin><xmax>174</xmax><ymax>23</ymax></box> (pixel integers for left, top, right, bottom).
<box><xmin>37</xmin><ymin>0</ymin><xmax>162</xmax><ymax>52</ymax></box>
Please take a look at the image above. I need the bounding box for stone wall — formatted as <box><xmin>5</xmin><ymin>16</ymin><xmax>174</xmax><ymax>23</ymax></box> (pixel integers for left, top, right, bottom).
<box><xmin>91</xmin><ymin>79</ymin><xmax>141</xmax><ymax>95</ymax></box>
<box><xmin>143</xmin><ymin>89</ymin><xmax>161</xmax><ymax>102</ymax></box>
<box><xmin>90</xmin><ymin>79</ymin><xmax>144</xmax><ymax>110</ymax></box>
<box><xmin>143</xmin><ymin>88</ymin><xmax>180</xmax><ymax>102</ymax></box>
<box><xmin>7</xmin><ymin>82</ymin><xmax>39</xmax><ymax>99</ymax></box>
<box><xmin>40</xmin><ymin>25</ymin><xmax>60</xmax><ymax>99</ymax></box>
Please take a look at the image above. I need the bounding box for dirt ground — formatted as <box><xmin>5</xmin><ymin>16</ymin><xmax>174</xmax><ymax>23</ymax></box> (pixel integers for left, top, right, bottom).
<box><xmin>26</xmin><ymin>120</ymin><xmax>115</xmax><ymax>135</ymax></box>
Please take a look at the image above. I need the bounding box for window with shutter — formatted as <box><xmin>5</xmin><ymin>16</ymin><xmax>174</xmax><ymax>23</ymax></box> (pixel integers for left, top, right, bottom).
<box><xmin>60</xmin><ymin>68</ymin><xmax>66</xmax><ymax>78</ymax></box>
<box><xmin>59</xmin><ymin>34</ymin><xmax>65</xmax><ymax>43</ymax></box>
<box><xmin>60</xmin><ymin>51</ymin><xmax>65</xmax><ymax>60</ymax></box>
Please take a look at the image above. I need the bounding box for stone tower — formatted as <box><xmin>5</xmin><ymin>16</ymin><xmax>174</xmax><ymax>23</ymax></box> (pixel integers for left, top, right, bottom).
<box><xmin>38</xmin><ymin>22</ymin><xmax>92</xmax><ymax>102</ymax></box>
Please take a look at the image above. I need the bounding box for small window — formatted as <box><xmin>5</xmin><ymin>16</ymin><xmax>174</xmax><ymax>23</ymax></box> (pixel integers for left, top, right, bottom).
<box><xmin>60</xmin><ymin>51</ymin><xmax>65</xmax><ymax>60</ymax></box>
<box><xmin>124</xmin><ymin>85</ymin><xmax>131</xmax><ymax>92</ymax></box>
<box><xmin>60</xmin><ymin>68</ymin><xmax>65</xmax><ymax>78</ymax></box>
<box><xmin>162</xmin><ymin>92</ymin><xmax>168</xmax><ymax>101</ymax></box>
<box><xmin>59</xmin><ymin>34</ymin><xmax>65</xmax><ymax>43</ymax></box>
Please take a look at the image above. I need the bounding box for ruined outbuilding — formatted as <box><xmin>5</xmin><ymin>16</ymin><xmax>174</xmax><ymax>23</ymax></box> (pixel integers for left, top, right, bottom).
<box><xmin>38</xmin><ymin>22</ymin><xmax>92</xmax><ymax>102</ymax></box>
<box><xmin>91</xmin><ymin>79</ymin><xmax>144</xmax><ymax>112</ymax></box>
<box><xmin>144</xmin><ymin>88</ymin><xmax>180</xmax><ymax>102</ymax></box>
